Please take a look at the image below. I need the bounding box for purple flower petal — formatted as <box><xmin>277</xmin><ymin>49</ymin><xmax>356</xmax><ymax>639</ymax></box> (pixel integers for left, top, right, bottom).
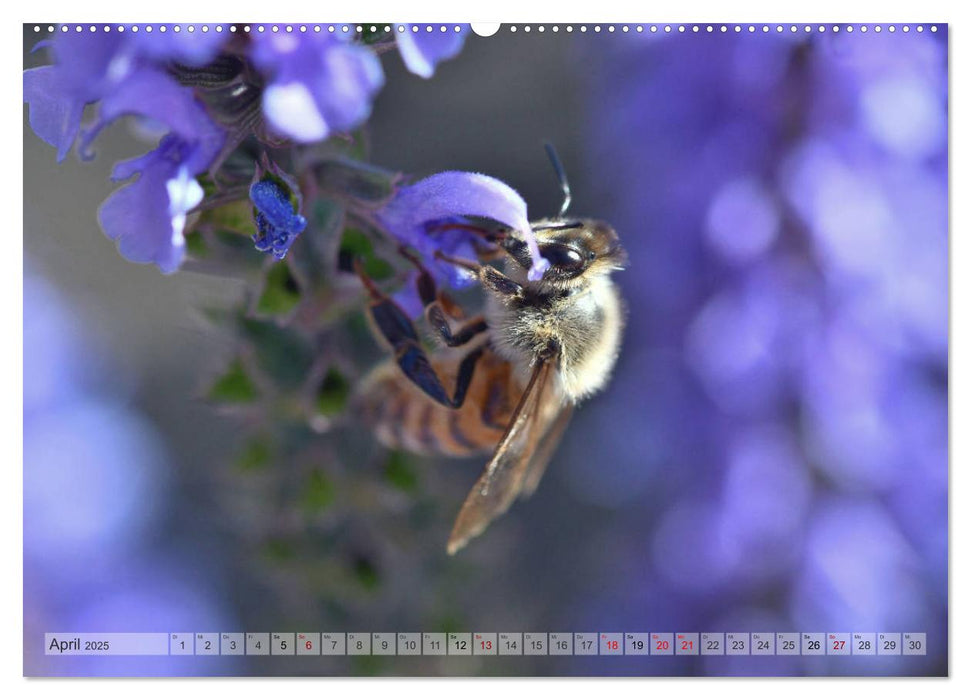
<box><xmin>49</xmin><ymin>31</ymin><xmax>127</xmax><ymax>101</ymax></box>
<box><xmin>396</xmin><ymin>25</ymin><xmax>469</xmax><ymax>79</ymax></box>
<box><xmin>98</xmin><ymin>137</ymin><xmax>204</xmax><ymax>273</ymax></box>
<box><xmin>23</xmin><ymin>32</ymin><xmax>121</xmax><ymax>160</ymax></box>
<box><xmin>24</xmin><ymin>29</ymin><xmax>235</xmax><ymax>275</ymax></box>
<box><xmin>23</xmin><ymin>66</ymin><xmax>84</xmax><ymax>161</ymax></box>
<box><xmin>392</xmin><ymin>271</ymin><xmax>426</xmax><ymax>319</ymax></box>
<box><xmin>110</xmin><ymin>148</ymin><xmax>164</xmax><ymax>182</ymax></box>
<box><xmin>377</xmin><ymin>171</ymin><xmax>549</xmax><ymax>281</ymax></box>
<box><xmin>81</xmin><ymin>66</ymin><xmax>225</xmax><ymax>168</ymax></box>
<box><xmin>25</xmin><ymin>29</ymin><xmax>229</xmax><ymax>162</ymax></box>
<box><xmin>250</xmin><ymin>34</ymin><xmax>384</xmax><ymax>143</ymax></box>
<box><xmin>130</xmin><ymin>24</ymin><xmax>229</xmax><ymax>67</ymax></box>
<box><xmin>314</xmin><ymin>41</ymin><xmax>385</xmax><ymax>128</ymax></box>
<box><xmin>76</xmin><ymin>66</ymin><xmax>225</xmax><ymax>274</ymax></box>
<box><xmin>261</xmin><ymin>82</ymin><xmax>328</xmax><ymax>142</ymax></box>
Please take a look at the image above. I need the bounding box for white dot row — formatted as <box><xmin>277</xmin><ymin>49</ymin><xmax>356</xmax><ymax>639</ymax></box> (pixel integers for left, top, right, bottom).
<box><xmin>32</xmin><ymin>24</ymin><xmax>465</xmax><ymax>34</ymax></box>
<box><xmin>31</xmin><ymin>24</ymin><xmax>943</xmax><ymax>35</ymax></box>
<box><xmin>509</xmin><ymin>24</ymin><xmax>938</xmax><ymax>34</ymax></box>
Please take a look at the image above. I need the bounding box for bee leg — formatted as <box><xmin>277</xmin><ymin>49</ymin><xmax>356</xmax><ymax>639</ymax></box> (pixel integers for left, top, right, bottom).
<box><xmin>471</xmin><ymin>238</ymin><xmax>505</xmax><ymax>262</ymax></box>
<box><xmin>354</xmin><ymin>258</ymin><xmax>484</xmax><ymax>409</ymax></box>
<box><xmin>424</xmin><ymin>221</ymin><xmax>507</xmax><ymax>261</ymax></box>
<box><xmin>398</xmin><ymin>246</ymin><xmax>460</xmax><ymax>315</ymax></box>
<box><xmin>425</xmin><ymin>220</ymin><xmax>507</xmax><ymax>245</ymax></box>
<box><xmin>434</xmin><ymin>251</ymin><xmax>480</xmax><ymax>273</ymax></box>
<box><xmin>398</xmin><ymin>247</ymin><xmax>489</xmax><ymax>347</ymax></box>
<box><xmin>435</xmin><ymin>251</ymin><xmax>524</xmax><ymax>300</ymax></box>
<box><xmin>428</xmin><ymin>307</ymin><xmax>488</xmax><ymax>347</ymax></box>
<box><xmin>395</xmin><ymin>343</ymin><xmax>484</xmax><ymax>409</ymax></box>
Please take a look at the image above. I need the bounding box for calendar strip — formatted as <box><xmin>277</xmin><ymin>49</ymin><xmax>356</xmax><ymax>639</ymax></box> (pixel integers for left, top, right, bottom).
<box><xmin>45</xmin><ymin>632</ymin><xmax>927</xmax><ymax>656</ymax></box>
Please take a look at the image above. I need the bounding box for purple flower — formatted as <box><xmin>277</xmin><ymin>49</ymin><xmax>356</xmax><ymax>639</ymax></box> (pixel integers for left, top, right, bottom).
<box><xmin>90</xmin><ymin>69</ymin><xmax>225</xmax><ymax>272</ymax></box>
<box><xmin>23</xmin><ymin>62</ymin><xmax>85</xmax><ymax>162</ymax></box>
<box><xmin>25</xmin><ymin>29</ymin><xmax>228</xmax><ymax>272</ymax></box>
<box><xmin>97</xmin><ymin>124</ymin><xmax>221</xmax><ymax>272</ymax></box>
<box><xmin>25</xmin><ymin>26</ymin><xmax>473</xmax><ymax>275</ymax></box>
<box><xmin>99</xmin><ymin>136</ymin><xmax>209</xmax><ymax>273</ymax></box>
<box><xmin>78</xmin><ymin>64</ymin><xmax>225</xmax><ymax>161</ymax></box>
<box><xmin>376</xmin><ymin>171</ymin><xmax>549</xmax><ymax>283</ymax></box>
<box><xmin>250</xmin><ymin>33</ymin><xmax>384</xmax><ymax>143</ymax></box>
<box><xmin>23</xmin><ymin>28</ymin><xmax>227</xmax><ymax>162</ymax></box>
<box><xmin>396</xmin><ymin>25</ymin><xmax>469</xmax><ymax>78</ymax></box>
<box><xmin>250</xmin><ymin>178</ymin><xmax>308</xmax><ymax>259</ymax></box>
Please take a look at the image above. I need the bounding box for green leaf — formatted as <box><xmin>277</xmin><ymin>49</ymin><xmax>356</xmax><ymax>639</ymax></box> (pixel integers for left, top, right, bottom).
<box><xmin>196</xmin><ymin>174</ymin><xmax>220</xmax><ymax>198</ymax></box>
<box><xmin>288</xmin><ymin>199</ymin><xmax>344</xmax><ymax>285</ymax></box>
<box><xmin>303</xmin><ymin>469</ymin><xmax>335</xmax><ymax>512</ymax></box>
<box><xmin>347</xmin><ymin>311</ymin><xmax>371</xmax><ymax>340</ymax></box>
<box><xmin>209</xmin><ymin>229</ymin><xmax>265</xmax><ymax>268</ymax></box>
<box><xmin>339</xmin><ymin>228</ymin><xmax>373</xmax><ymax>257</ymax></box>
<box><xmin>208</xmin><ymin>358</ymin><xmax>258</xmax><ymax>403</ymax></box>
<box><xmin>256</xmin><ymin>262</ymin><xmax>301</xmax><ymax>316</ymax></box>
<box><xmin>181</xmin><ymin>227</ymin><xmax>264</xmax><ymax>274</ymax></box>
<box><xmin>343</xmin><ymin>128</ymin><xmax>370</xmax><ymax>162</ymax></box>
<box><xmin>364</xmin><ymin>256</ymin><xmax>394</xmax><ymax>280</ymax></box>
<box><xmin>311</xmin><ymin>198</ymin><xmax>346</xmax><ymax>235</ymax></box>
<box><xmin>384</xmin><ymin>451</ymin><xmax>417</xmax><ymax>492</ymax></box>
<box><xmin>317</xmin><ymin>368</ymin><xmax>350</xmax><ymax>416</ymax></box>
<box><xmin>339</xmin><ymin>229</ymin><xmax>394</xmax><ymax>281</ymax></box>
<box><xmin>351</xmin><ymin>654</ymin><xmax>384</xmax><ymax>676</ymax></box>
<box><xmin>353</xmin><ymin>556</ymin><xmax>380</xmax><ymax>590</ymax></box>
<box><xmin>264</xmin><ymin>538</ymin><xmax>295</xmax><ymax>562</ymax></box>
<box><xmin>197</xmin><ymin>305</ymin><xmax>238</xmax><ymax>329</ymax></box>
<box><xmin>239</xmin><ymin>318</ymin><xmax>314</xmax><ymax>391</ymax></box>
<box><xmin>237</xmin><ymin>436</ymin><xmax>272</xmax><ymax>471</ymax></box>
<box><xmin>184</xmin><ymin>230</ymin><xmax>208</xmax><ymax>257</ymax></box>
<box><xmin>198</xmin><ymin>199</ymin><xmax>254</xmax><ymax>237</ymax></box>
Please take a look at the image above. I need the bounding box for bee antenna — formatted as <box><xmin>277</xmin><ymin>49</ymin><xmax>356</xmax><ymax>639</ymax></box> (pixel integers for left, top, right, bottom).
<box><xmin>543</xmin><ymin>141</ymin><xmax>572</xmax><ymax>218</ymax></box>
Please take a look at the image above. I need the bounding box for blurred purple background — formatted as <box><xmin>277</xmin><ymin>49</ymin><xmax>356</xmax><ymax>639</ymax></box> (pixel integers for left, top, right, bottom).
<box><xmin>24</xmin><ymin>25</ymin><xmax>947</xmax><ymax>676</ymax></box>
<box><xmin>571</xmin><ymin>25</ymin><xmax>947</xmax><ymax>676</ymax></box>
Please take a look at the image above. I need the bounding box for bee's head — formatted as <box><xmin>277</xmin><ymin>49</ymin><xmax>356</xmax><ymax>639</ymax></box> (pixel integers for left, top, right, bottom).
<box><xmin>501</xmin><ymin>219</ymin><xmax>627</xmax><ymax>287</ymax></box>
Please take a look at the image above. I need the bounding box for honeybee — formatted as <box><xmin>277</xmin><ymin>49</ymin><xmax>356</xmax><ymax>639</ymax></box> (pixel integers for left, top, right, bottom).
<box><xmin>356</xmin><ymin>147</ymin><xmax>627</xmax><ymax>554</ymax></box>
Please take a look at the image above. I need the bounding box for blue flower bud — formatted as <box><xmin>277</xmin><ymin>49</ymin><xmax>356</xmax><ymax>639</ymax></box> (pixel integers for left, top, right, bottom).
<box><xmin>249</xmin><ymin>178</ymin><xmax>308</xmax><ymax>259</ymax></box>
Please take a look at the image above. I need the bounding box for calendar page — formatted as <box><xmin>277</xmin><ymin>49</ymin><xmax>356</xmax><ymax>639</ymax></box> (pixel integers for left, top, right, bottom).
<box><xmin>22</xmin><ymin>17</ymin><xmax>949</xmax><ymax>678</ymax></box>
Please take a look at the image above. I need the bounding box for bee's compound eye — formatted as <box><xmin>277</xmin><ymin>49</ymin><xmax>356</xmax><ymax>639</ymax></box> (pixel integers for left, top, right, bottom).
<box><xmin>541</xmin><ymin>243</ymin><xmax>584</xmax><ymax>270</ymax></box>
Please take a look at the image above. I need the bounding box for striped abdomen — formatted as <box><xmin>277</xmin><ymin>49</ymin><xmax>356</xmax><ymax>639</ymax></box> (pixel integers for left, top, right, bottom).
<box><xmin>359</xmin><ymin>346</ymin><xmax>519</xmax><ymax>457</ymax></box>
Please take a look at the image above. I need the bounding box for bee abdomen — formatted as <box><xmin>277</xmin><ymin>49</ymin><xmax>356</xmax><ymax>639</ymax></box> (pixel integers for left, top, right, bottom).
<box><xmin>359</xmin><ymin>356</ymin><xmax>514</xmax><ymax>458</ymax></box>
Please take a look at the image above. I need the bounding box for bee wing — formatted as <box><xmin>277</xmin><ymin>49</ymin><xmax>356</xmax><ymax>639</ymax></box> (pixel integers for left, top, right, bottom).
<box><xmin>446</xmin><ymin>356</ymin><xmax>558</xmax><ymax>555</ymax></box>
<box><xmin>520</xmin><ymin>402</ymin><xmax>573</xmax><ymax>498</ymax></box>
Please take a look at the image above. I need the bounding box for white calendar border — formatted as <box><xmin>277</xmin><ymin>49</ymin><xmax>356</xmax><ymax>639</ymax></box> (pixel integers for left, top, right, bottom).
<box><xmin>6</xmin><ymin>0</ymin><xmax>965</xmax><ymax>697</ymax></box>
